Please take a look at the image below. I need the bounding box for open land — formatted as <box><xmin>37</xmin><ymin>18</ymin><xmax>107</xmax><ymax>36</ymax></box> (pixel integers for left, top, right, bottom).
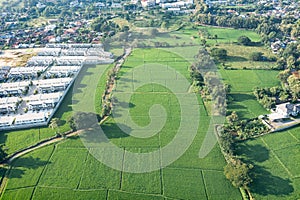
<box><xmin>0</xmin><ymin>25</ymin><xmax>299</xmax><ymax>199</ymax></box>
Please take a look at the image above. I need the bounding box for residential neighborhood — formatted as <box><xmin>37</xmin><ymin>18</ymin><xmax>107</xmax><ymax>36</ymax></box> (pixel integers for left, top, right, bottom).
<box><xmin>0</xmin><ymin>43</ymin><xmax>113</xmax><ymax>130</ymax></box>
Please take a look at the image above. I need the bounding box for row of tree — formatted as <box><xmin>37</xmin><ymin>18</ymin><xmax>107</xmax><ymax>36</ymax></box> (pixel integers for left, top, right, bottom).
<box><xmin>190</xmin><ymin>48</ymin><xmax>228</xmax><ymax>115</ymax></box>
<box><xmin>220</xmin><ymin>111</ymin><xmax>268</xmax><ymax>189</ymax></box>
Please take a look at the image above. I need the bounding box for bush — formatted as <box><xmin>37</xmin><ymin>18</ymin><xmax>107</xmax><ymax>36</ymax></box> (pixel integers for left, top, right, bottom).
<box><xmin>237</xmin><ymin>36</ymin><xmax>252</xmax><ymax>46</ymax></box>
<box><xmin>250</xmin><ymin>52</ymin><xmax>263</xmax><ymax>61</ymax></box>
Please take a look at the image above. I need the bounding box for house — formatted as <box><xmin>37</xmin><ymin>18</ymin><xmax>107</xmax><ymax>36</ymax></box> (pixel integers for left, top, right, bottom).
<box><xmin>0</xmin><ymin>81</ymin><xmax>30</xmax><ymax>96</ymax></box>
<box><xmin>141</xmin><ymin>0</ymin><xmax>156</xmax><ymax>7</ymax></box>
<box><xmin>33</xmin><ymin>78</ymin><xmax>72</xmax><ymax>93</ymax></box>
<box><xmin>47</xmin><ymin>65</ymin><xmax>81</xmax><ymax>77</ymax></box>
<box><xmin>0</xmin><ymin>96</ymin><xmax>20</xmax><ymax>113</ymax></box>
<box><xmin>275</xmin><ymin>103</ymin><xmax>300</xmax><ymax>118</ymax></box>
<box><xmin>14</xmin><ymin>112</ymin><xmax>47</xmax><ymax>125</ymax></box>
<box><xmin>0</xmin><ymin>116</ymin><xmax>14</xmax><ymax>127</ymax></box>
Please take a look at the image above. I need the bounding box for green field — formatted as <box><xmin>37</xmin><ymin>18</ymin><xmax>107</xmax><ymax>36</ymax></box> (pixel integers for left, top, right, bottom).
<box><xmin>197</xmin><ymin>26</ymin><xmax>261</xmax><ymax>44</ymax></box>
<box><xmin>219</xmin><ymin>69</ymin><xmax>280</xmax><ymax>119</ymax></box>
<box><xmin>210</xmin><ymin>43</ymin><xmax>276</xmax><ymax>69</ymax></box>
<box><xmin>236</xmin><ymin>126</ymin><xmax>300</xmax><ymax>199</ymax></box>
<box><xmin>1</xmin><ymin>48</ymin><xmax>241</xmax><ymax>200</ymax></box>
<box><xmin>1</xmin><ymin>25</ymin><xmax>294</xmax><ymax>199</ymax></box>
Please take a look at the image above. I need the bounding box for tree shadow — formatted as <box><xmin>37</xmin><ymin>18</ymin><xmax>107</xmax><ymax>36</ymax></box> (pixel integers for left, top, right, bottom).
<box><xmin>230</xmin><ymin>93</ymin><xmax>256</xmax><ymax>102</ymax></box>
<box><xmin>112</xmin><ymin>98</ymin><xmax>135</xmax><ymax>109</ymax></box>
<box><xmin>236</xmin><ymin>141</ymin><xmax>294</xmax><ymax>197</ymax></box>
<box><xmin>236</xmin><ymin>143</ymin><xmax>269</xmax><ymax>163</ymax></box>
<box><xmin>72</xmin><ymin>111</ymin><xmax>130</xmax><ymax>140</ymax></box>
<box><xmin>227</xmin><ymin>104</ymin><xmax>247</xmax><ymax>110</ymax></box>
<box><xmin>6</xmin><ymin>156</ymin><xmax>50</xmax><ymax>180</ymax></box>
<box><xmin>249</xmin><ymin>165</ymin><xmax>294</xmax><ymax>196</ymax></box>
<box><xmin>227</xmin><ymin>56</ymin><xmax>247</xmax><ymax>62</ymax></box>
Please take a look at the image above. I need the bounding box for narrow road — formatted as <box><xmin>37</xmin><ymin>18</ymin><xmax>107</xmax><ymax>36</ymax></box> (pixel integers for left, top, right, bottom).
<box><xmin>6</xmin><ymin>130</ymin><xmax>82</xmax><ymax>164</ymax></box>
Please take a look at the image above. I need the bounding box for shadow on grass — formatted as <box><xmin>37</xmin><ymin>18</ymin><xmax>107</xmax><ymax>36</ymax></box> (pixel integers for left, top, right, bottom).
<box><xmin>236</xmin><ymin>142</ymin><xmax>294</xmax><ymax>196</ymax></box>
<box><xmin>227</xmin><ymin>56</ymin><xmax>247</xmax><ymax>62</ymax></box>
<box><xmin>250</xmin><ymin>165</ymin><xmax>294</xmax><ymax>196</ymax></box>
<box><xmin>7</xmin><ymin>156</ymin><xmax>50</xmax><ymax>180</ymax></box>
<box><xmin>73</xmin><ymin>111</ymin><xmax>130</xmax><ymax>140</ymax></box>
<box><xmin>236</xmin><ymin>143</ymin><xmax>269</xmax><ymax>163</ymax></box>
<box><xmin>230</xmin><ymin>93</ymin><xmax>256</xmax><ymax>102</ymax></box>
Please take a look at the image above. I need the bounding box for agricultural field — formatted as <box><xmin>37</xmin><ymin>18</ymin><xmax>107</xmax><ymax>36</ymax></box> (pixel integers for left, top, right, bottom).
<box><xmin>1</xmin><ymin>48</ymin><xmax>241</xmax><ymax>200</ymax></box>
<box><xmin>219</xmin><ymin>69</ymin><xmax>280</xmax><ymax>119</ymax></box>
<box><xmin>1</xmin><ymin>25</ymin><xmax>293</xmax><ymax>199</ymax></box>
<box><xmin>236</xmin><ymin>125</ymin><xmax>300</xmax><ymax>199</ymax></box>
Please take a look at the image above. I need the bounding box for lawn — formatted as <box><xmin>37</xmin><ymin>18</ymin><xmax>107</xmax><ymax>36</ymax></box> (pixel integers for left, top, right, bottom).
<box><xmin>236</xmin><ymin>126</ymin><xmax>300</xmax><ymax>199</ymax></box>
<box><xmin>1</xmin><ymin>48</ymin><xmax>241</xmax><ymax>200</ymax></box>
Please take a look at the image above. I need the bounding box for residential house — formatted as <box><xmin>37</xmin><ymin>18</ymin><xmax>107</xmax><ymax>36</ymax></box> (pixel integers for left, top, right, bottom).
<box><xmin>275</xmin><ymin>102</ymin><xmax>300</xmax><ymax>118</ymax></box>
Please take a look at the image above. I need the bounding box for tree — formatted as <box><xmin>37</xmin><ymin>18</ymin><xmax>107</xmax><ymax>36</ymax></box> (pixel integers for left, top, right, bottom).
<box><xmin>0</xmin><ymin>145</ymin><xmax>7</xmax><ymax>162</ymax></box>
<box><xmin>49</xmin><ymin>118</ymin><xmax>62</xmax><ymax>136</ymax></box>
<box><xmin>226</xmin><ymin>111</ymin><xmax>239</xmax><ymax>124</ymax></box>
<box><xmin>237</xmin><ymin>36</ymin><xmax>252</xmax><ymax>46</ymax></box>
<box><xmin>224</xmin><ymin>159</ymin><xmax>253</xmax><ymax>188</ymax></box>
<box><xmin>250</xmin><ymin>52</ymin><xmax>263</xmax><ymax>61</ymax></box>
<box><xmin>67</xmin><ymin>115</ymin><xmax>77</xmax><ymax>131</ymax></box>
<box><xmin>287</xmin><ymin>74</ymin><xmax>300</xmax><ymax>100</ymax></box>
<box><xmin>211</xmin><ymin>48</ymin><xmax>227</xmax><ymax>61</ymax></box>
<box><xmin>219</xmin><ymin>131</ymin><xmax>234</xmax><ymax>155</ymax></box>
<box><xmin>149</xmin><ymin>28</ymin><xmax>158</xmax><ymax>37</ymax></box>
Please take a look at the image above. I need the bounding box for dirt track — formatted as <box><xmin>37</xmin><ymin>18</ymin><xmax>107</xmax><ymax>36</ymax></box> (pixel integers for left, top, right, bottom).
<box><xmin>0</xmin><ymin>48</ymin><xmax>42</xmax><ymax>67</ymax></box>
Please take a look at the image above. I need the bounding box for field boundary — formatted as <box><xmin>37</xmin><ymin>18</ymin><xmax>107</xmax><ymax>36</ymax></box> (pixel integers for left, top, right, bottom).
<box><xmin>200</xmin><ymin>170</ymin><xmax>209</xmax><ymax>200</ymax></box>
<box><xmin>29</xmin><ymin>145</ymin><xmax>56</xmax><ymax>200</ymax></box>
<box><xmin>76</xmin><ymin>151</ymin><xmax>90</xmax><ymax>190</ymax></box>
<box><xmin>261</xmin><ymin>138</ymin><xmax>294</xmax><ymax>178</ymax></box>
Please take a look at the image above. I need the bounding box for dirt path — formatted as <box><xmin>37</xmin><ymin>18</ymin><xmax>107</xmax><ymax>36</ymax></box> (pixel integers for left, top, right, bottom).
<box><xmin>6</xmin><ymin>130</ymin><xmax>82</xmax><ymax>164</ymax></box>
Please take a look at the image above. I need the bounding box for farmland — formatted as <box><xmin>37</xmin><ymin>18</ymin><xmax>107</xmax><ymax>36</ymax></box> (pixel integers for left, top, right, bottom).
<box><xmin>0</xmin><ymin>25</ymin><xmax>297</xmax><ymax>200</ymax></box>
<box><xmin>1</xmin><ymin>48</ymin><xmax>241</xmax><ymax>200</ymax></box>
<box><xmin>236</xmin><ymin>126</ymin><xmax>300</xmax><ymax>199</ymax></box>
<box><xmin>219</xmin><ymin>69</ymin><xmax>280</xmax><ymax>119</ymax></box>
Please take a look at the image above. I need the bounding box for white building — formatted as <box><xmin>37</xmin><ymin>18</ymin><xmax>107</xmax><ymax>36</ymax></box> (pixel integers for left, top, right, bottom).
<box><xmin>47</xmin><ymin>65</ymin><xmax>81</xmax><ymax>77</ymax></box>
<box><xmin>0</xmin><ymin>116</ymin><xmax>14</xmax><ymax>127</ymax></box>
<box><xmin>14</xmin><ymin>112</ymin><xmax>48</xmax><ymax>125</ymax></box>
<box><xmin>33</xmin><ymin>78</ymin><xmax>72</xmax><ymax>93</ymax></box>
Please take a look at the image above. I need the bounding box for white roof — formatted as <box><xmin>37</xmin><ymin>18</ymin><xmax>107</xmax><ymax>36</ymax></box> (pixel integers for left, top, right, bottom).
<box><xmin>15</xmin><ymin>112</ymin><xmax>47</xmax><ymax>123</ymax></box>
<box><xmin>0</xmin><ymin>81</ymin><xmax>30</xmax><ymax>89</ymax></box>
<box><xmin>33</xmin><ymin>78</ymin><xmax>72</xmax><ymax>86</ymax></box>
<box><xmin>0</xmin><ymin>103</ymin><xmax>16</xmax><ymax>109</ymax></box>
<box><xmin>0</xmin><ymin>97</ymin><xmax>20</xmax><ymax>104</ymax></box>
<box><xmin>268</xmin><ymin>112</ymin><xmax>286</xmax><ymax>120</ymax></box>
<box><xmin>0</xmin><ymin>116</ymin><xmax>14</xmax><ymax>125</ymax></box>
<box><xmin>48</xmin><ymin>65</ymin><xmax>81</xmax><ymax>73</ymax></box>
<box><xmin>23</xmin><ymin>92</ymin><xmax>62</xmax><ymax>102</ymax></box>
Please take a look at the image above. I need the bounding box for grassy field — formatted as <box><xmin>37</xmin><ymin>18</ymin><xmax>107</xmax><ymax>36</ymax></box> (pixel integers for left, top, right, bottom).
<box><xmin>197</xmin><ymin>26</ymin><xmax>261</xmax><ymax>44</ymax></box>
<box><xmin>209</xmin><ymin>43</ymin><xmax>276</xmax><ymax>69</ymax></box>
<box><xmin>236</xmin><ymin>126</ymin><xmax>300</xmax><ymax>199</ymax></box>
<box><xmin>1</xmin><ymin>25</ymin><xmax>292</xmax><ymax>199</ymax></box>
<box><xmin>219</xmin><ymin>69</ymin><xmax>280</xmax><ymax>119</ymax></box>
<box><xmin>1</xmin><ymin>48</ymin><xmax>241</xmax><ymax>200</ymax></box>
